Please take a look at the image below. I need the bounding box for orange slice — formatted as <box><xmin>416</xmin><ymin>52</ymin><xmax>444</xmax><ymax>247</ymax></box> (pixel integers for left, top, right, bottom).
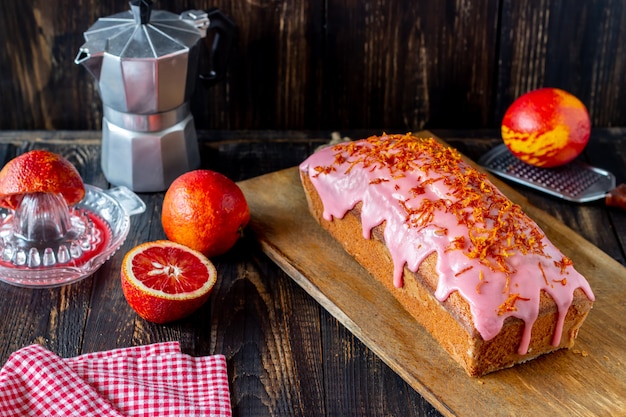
<box><xmin>0</xmin><ymin>150</ymin><xmax>85</xmax><ymax>210</ymax></box>
<box><xmin>121</xmin><ymin>240</ymin><xmax>218</xmax><ymax>324</ymax></box>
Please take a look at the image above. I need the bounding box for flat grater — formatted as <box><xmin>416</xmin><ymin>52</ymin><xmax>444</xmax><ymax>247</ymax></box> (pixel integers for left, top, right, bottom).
<box><xmin>478</xmin><ymin>144</ymin><xmax>624</xmax><ymax>206</ymax></box>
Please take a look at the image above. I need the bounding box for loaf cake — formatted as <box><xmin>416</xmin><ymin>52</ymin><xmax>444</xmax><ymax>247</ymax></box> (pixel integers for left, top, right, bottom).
<box><xmin>299</xmin><ymin>133</ymin><xmax>595</xmax><ymax>377</ymax></box>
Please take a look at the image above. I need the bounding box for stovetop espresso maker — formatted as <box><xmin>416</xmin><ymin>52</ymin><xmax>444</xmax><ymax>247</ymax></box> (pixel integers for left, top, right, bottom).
<box><xmin>76</xmin><ymin>0</ymin><xmax>234</xmax><ymax>192</ymax></box>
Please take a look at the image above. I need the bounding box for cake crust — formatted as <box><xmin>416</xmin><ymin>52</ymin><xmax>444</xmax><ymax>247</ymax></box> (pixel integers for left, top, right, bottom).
<box><xmin>299</xmin><ymin>134</ymin><xmax>594</xmax><ymax>377</ymax></box>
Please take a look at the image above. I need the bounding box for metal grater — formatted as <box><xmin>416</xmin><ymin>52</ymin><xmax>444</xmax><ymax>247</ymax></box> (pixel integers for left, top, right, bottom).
<box><xmin>478</xmin><ymin>144</ymin><xmax>616</xmax><ymax>203</ymax></box>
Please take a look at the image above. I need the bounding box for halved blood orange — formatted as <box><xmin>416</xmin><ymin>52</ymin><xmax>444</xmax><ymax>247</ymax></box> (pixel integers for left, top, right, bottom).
<box><xmin>121</xmin><ymin>240</ymin><xmax>218</xmax><ymax>324</ymax></box>
<box><xmin>0</xmin><ymin>150</ymin><xmax>85</xmax><ymax>210</ymax></box>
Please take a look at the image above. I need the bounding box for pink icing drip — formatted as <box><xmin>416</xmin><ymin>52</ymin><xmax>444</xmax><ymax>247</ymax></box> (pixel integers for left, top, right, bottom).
<box><xmin>300</xmin><ymin>135</ymin><xmax>595</xmax><ymax>354</ymax></box>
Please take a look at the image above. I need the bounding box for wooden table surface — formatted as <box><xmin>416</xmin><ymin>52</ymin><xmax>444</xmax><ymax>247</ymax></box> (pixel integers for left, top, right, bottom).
<box><xmin>0</xmin><ymin>129</ymin><xmax>623</xmax><ymax>417</ymax></box>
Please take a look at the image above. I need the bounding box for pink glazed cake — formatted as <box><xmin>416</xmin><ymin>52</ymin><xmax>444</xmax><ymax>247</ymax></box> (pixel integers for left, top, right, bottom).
<box><xmin>299</xmin><ymin>133</ymin><xmax>594</xmax><ymax>376</ymax></box>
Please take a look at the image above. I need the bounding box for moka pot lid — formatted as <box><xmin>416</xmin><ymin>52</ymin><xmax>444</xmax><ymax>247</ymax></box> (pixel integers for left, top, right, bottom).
<box><xmin>81</xmin><ymin>0</ymin><xmax>207</xmax><ymax>59</ymax></box>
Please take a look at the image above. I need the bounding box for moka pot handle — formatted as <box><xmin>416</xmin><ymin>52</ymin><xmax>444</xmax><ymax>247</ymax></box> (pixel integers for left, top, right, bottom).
<box><xmin>200</xmin><ymin>8</ymin><xmax>236</xmax><ymax>87</ymax></box>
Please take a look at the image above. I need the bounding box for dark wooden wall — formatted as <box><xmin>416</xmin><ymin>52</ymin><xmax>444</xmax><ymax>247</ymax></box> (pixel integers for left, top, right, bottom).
<box><xmin>1</xmin><ymin>0</ymin><xmax>625</xmax><ymax>132</ymax></box>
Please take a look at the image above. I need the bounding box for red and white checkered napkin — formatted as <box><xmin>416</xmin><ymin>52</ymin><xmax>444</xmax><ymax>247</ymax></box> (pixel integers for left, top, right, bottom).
<box><xmin>0</xmin><ymin>341</ymin><xmax>231</xmax><ymax>417</ymax></box>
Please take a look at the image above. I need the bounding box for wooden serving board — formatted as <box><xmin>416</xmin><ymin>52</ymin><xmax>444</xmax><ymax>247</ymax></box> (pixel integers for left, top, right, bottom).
<box><xmin>238</xmin><ymin>145</ymin><xmax>626</xmax><ymax>416</ymax></box>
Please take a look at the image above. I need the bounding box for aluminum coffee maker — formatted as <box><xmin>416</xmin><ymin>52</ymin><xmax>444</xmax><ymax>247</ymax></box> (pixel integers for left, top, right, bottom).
<box><xmin>76</xmin><ymin>0</ymin><xmax>234</xmax><ymax>192</ymax></box>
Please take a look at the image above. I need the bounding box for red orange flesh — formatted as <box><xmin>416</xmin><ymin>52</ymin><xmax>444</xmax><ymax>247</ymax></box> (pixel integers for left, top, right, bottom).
<box><xmin>121</xmin><ymin>240</ymin><xmax>217</xmax><ymax>324</ymax></box>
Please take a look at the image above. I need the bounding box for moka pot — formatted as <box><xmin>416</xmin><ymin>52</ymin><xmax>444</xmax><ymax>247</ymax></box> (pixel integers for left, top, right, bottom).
<box><xmin>75</xmin><ymin>0</ymin><xmax>234</xmax><ymax>192</ymax></box>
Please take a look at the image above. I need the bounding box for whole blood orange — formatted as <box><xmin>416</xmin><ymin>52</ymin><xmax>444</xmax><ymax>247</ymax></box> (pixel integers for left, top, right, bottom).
<box><xmin>0</xmin><ymin>150</ymin><xmax>85</xmax><ymax>210</ymax></box>
<box><xmin>121</xmin><ymin>240</ymin><xmax>217</xmax><ymax>324</ymax></box>
<box><xmin>501</xmin><ymin>88</ymin><xmax>591</xmax><ymax>168</ymax></box>
<box><xmin>161</xmin><ymin>170</ymin><xmax>250</xmax><ymax>258</ymax></box>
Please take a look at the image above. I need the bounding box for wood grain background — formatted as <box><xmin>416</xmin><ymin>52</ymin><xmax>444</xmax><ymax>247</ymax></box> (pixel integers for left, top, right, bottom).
<box><xmin>1</xmin><ymin>0</ymin><xmax>625</xmax><ymax>132</ymax></box>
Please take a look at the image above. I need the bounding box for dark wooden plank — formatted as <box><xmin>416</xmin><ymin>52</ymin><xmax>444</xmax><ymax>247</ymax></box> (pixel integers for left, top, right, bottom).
<box><xmin>0</xmin><ymin>0</ymin><xmax>104</xmax><ymax>130</ymax></box>
<box><xmin>189</xmin><ymin>0</ymin><xmax>325</xmax><ymax>130</ymax></box>
<box><xmin>199</xmin><ymin>136</ymin><xmax>325</xmax><ymax>180</ymax></box>
<box><xmin>79</xmin><ymin>193</ymin><xmax>164</xmax><ymax>353</ymax></box>
<box><xmin>0</xmin><ymin>280</ymin><xmax>89</xmax><ymax>360</ymax></box>
<box><xmin>3</xmin><ymin>1</ymin><xmax>626</xmax><ymax>131</ymax></box>
<box><xmin>584</xmin><ymin>131</ymin><xmax>626</xmax><ymax>263</ymax></box>
<box><xmin>496</xmin><ymin>0</ymin><xmax>626</xmax><ymax>127</ymax></box>
<box><xmin>320</xmin><ymin>312</ymin><xmax>440</xmax><ymax>416</ymax></box>
<box><xmin>324</xmin><ymin>0</ymin><xmax>499</xmax><ymax>130</ymax></box>
<box><xmin>223</xmin><ymin>249</ymin><xmax>329</xmax><ymax>416</ymax></box>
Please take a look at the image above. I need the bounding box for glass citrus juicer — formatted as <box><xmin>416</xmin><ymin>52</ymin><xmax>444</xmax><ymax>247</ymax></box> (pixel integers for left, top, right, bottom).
<box><xmin>0</xmin><ymin>183</ymin><xmax>145</xmax><ymax>288</ymax></box>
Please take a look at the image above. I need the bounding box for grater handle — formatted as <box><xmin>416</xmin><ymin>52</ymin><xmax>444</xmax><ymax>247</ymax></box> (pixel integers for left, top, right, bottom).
<box><xmin>605</xmin><ymin>184</ymin><xmax>626</xmax><ymax>210</ymax></box>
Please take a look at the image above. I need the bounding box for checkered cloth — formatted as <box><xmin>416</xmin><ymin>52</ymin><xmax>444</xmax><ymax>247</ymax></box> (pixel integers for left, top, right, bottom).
<box><xmin>0</xmin><ymin>342</ymin><xmax>231</xmax><ymax>416</ymax></box>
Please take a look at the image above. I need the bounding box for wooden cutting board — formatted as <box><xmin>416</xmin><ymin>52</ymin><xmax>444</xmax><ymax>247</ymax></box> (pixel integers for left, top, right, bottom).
<box><xmin>238</xmin><ymin>139</ymin><xmax>626</xmax><ymax>417</ymax></box>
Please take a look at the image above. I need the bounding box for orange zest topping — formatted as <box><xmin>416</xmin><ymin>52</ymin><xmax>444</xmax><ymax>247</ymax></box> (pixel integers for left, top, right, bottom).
<box><xmin>538</xmin><ymin>262</ymin><xmax>550</xmax><ymax>286</ymax></box>
<box><xmin>456</xmin><ymin>266</ymin><xmax>473</xmax><ymax>277</ymax></box>
<box><xmin>369</xmin><ymin>178</ymin><xmax>389</xmax><ymax>185</ymax></box>
<box><xmin>497</xmin><ymin>293</ymin><xmax>530</xmax><ymax>315</ymax></box>
<box><xmin>554</xmin><ymin>256</ymin><xmax>573</xmax><ymax>274</ymax></box>
<box><xmin>475</xmin><ymin>270</ymin><xmax>488</xmax><ymax>294</ymax></box>
<box><xmin>313</xmin><ymin>165</ymin><xmax>335</xmax><ymax>177</ymax></box>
